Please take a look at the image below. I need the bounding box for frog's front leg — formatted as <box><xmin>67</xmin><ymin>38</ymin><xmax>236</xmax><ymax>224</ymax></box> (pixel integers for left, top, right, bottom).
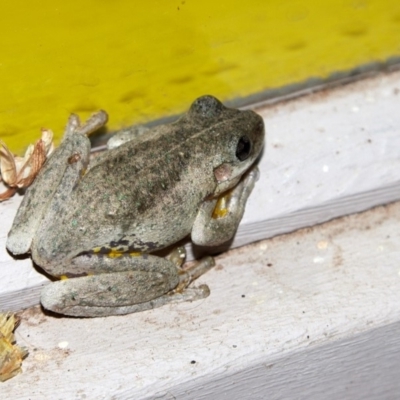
<box><xmin>6</xmin><ymin>111</ymin><xmax>108</xmax><ymax>255</ymax></box>
<box><xmin>40</xmin><ymin>251</ymin><xmax>214</xmax><ymax>317</ymax></box>
<box><xmin>191</xmin><ymin>166</ymin><xmax>259</xmax><ymax>246</ymax></box>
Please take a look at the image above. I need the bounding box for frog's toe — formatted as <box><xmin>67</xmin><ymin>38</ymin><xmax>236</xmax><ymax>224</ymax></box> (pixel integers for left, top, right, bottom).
<box><xmin>6</xmin><ymin>231</ymin><xmax>32</xmax><ymax>255</ymax></box>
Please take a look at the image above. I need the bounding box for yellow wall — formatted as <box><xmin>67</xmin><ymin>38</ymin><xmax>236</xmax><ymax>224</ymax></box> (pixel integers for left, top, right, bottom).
<box><xmin>1</xmin><ymin>1</ymin><xmax>400</xmax><ymax>152</ymax></box>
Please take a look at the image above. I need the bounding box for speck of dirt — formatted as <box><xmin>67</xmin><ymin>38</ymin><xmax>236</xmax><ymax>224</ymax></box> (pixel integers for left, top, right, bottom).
<box><xmin>67</xmin><ymin>153</ymin><xmax>81</xmax><ymax>164</ymax></box>
<box><xmin>214</xmin><ymin>263</ymin><xmax>224</xmax><ymax>271</ymax></box>
<box><xmin>17</xmin><ymin>305</ymin><xmax>47</xmax><ymax>327</ymax></box>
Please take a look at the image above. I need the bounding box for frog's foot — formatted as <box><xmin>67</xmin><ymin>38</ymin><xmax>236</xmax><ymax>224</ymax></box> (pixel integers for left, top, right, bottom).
<box><xmin>166</xmin><ymin>246</ymin><xmax>187</xmax><ymax>268</ymax></box>
<box><xmin>175</xmin><ymin>256</ymin><xmax>215</xmax><ymax>291</ymax></box>
<box><xmin>75</xmin><ymin>111</ymin><xmax>108</xmax><ymax>137</ymax></box>
<box><xmin>229</xmin><ymin>165</ymin><xmax>260</xmax><ymax>208</ymax></box>
<box><xmin>164</xmin><ymin>284</ymin><xmax>211</xmax><ymax>303</ymax></box>
<box><xmin>162</xmin><ymin>256</ymin><xmax>215</xmax><ymax>304</ymax></box>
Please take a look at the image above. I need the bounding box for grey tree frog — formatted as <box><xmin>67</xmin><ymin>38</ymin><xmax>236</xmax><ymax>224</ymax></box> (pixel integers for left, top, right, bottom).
<box><xmin>7</xmin><ymin>96</ymin><xmax>265</xmax><ymax>317</ymax></box>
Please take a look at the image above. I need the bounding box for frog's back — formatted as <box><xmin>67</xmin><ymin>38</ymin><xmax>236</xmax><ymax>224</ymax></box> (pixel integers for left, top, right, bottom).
<box><xmin>64</xmin><ymin>122</ymin><xmax>216</xmax><ymax>250</ymax></box>
<box><xmin>35</xmin><ymin>96</ymin><xmax>264</xmax><ymax>260</ymax></box>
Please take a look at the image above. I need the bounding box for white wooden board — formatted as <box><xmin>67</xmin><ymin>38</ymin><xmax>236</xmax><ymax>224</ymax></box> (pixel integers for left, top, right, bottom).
<box><xmin>2</xmin><ymin>201</ymin><xmax>400</xmax><ymax>399</ymax></box>
<box><xmin>1</xmin><ymin>71</ymin><xmax>400</xmax><ymax>312</ymax></box>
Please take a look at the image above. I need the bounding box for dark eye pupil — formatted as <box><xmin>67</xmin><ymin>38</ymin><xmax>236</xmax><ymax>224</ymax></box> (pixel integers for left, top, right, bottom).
<box><xmin>236</xmin><ymin>136</ymin><xmax>252</xmax><ymax>161</ymax></box>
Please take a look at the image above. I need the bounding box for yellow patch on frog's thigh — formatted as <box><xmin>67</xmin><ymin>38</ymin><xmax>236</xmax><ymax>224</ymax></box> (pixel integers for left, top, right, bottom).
<box><xmin>91</xmin><ymin>246</ymin><xmax>122</xmax><ymax>256</ymax></box>
<box><xmin>59</xmin><ymin>272</ymin><xmax>94</xmax><ymax>280</ymax></box>
<box><xmin>107</xmin><ymin>248</ymin><xmax>124</xmax><ymax>258</ymax></box>
<box><xmin>90</xmin><ymin>246</ymin><xmax>142</xmax><ymax>258</ymax></box>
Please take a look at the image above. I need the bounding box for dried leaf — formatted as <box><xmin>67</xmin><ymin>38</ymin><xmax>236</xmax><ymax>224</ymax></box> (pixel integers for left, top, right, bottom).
<box><xmin>0</xmin><ymin>141</ymin><xmax>17</xmax><ymax>186</ymax></box>
<box><xmin>0</xmin><ymin>129</ymin><xmax>54</xmax><ymax>201</ymax></box>
<box><xmin>0</xmin><ymin>313</ymin><xmax>28</xmax><ymax>382</ymax></box>
<box><xmin>0</xmin><ymin>187</ymin><xmax>17</xmax><ymax>201</ymax></box>
<box><xmin>16</xmin><ymin>140</ymin><xmax>47</xmax><ymax>188</ymax></box>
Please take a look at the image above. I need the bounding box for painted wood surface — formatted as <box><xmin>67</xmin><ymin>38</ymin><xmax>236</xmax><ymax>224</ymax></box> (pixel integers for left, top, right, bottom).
<box><xmin>1</xmin><ymin>200</ymin><xmax>400</xmax><ymax>398</ymax></box>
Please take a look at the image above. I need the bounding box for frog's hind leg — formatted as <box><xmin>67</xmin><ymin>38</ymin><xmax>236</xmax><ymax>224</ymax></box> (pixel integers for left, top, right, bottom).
<box><xmin>6</xmin><ymin>111</ymin><xmax>108</xmax><ymax>255</ymax></box>
<box><xmin>40</xmin><ymin>252</ymin><xmax>215</xmax><ymax>317</ymax></box>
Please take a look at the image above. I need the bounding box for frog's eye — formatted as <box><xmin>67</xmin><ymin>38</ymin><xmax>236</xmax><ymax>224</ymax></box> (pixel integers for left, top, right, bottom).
<box><xmin>236</xmin><ymin>136</ymin><xmax>252</xmax><ymax>161</ymax></box>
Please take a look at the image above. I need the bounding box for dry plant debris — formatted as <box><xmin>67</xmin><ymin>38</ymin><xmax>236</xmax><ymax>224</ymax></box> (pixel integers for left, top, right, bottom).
<box><xmin>0</xmin><ymin>313</ymin><xmax>28</xmax><ymax>382</ymax></box>
<box><xmin>0</xmin><ymin>129</ymin><xmax>54</xmax><ymax>201</ymax></box>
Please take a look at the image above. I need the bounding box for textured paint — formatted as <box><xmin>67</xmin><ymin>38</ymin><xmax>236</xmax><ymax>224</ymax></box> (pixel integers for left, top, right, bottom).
<box><xmin>1</xmin><ymin>0</ymin><xmax>400</xmax><ymax>152</ymax></box>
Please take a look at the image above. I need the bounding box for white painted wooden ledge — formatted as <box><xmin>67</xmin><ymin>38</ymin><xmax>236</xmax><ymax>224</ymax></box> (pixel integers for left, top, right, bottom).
<box><xmin>1</xmin><ymin>71</ymin><xmax>400</xmax><ymax>398</ymax></box>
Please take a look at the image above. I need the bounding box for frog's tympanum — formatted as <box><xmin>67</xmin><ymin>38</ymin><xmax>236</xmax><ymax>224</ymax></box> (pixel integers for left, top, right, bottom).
<box><xmin>7</xmin><ymin>96</ymin><xmax>265</xmax><ymax>317</ymax></box>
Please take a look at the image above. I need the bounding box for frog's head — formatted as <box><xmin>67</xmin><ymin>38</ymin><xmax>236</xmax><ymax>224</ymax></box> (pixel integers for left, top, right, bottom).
<box><xmin>189</xmin><ymin>95</ymin><xmax>265</xmax><ymax>196</ymax></box>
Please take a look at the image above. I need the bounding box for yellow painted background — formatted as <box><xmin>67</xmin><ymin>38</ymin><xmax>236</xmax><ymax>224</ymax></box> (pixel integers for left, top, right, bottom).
<box><xmin>1</xmin><ymin>0</ymin><xmax>400</xmax><ymax>152</ymax></box>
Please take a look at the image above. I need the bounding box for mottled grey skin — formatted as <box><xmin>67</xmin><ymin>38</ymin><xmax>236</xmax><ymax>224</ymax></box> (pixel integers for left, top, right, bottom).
<box><xmin>7</xmin><ymin>96</ymin><xmax>264</xmax><ymax>317</ymax></box>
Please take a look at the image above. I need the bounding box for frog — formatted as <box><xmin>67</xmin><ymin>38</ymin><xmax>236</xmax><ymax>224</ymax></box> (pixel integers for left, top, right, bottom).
<box><xmin>6</xmin><ymin>95</ymin><xmax>265</xmax><ymax>317</ymax></box>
